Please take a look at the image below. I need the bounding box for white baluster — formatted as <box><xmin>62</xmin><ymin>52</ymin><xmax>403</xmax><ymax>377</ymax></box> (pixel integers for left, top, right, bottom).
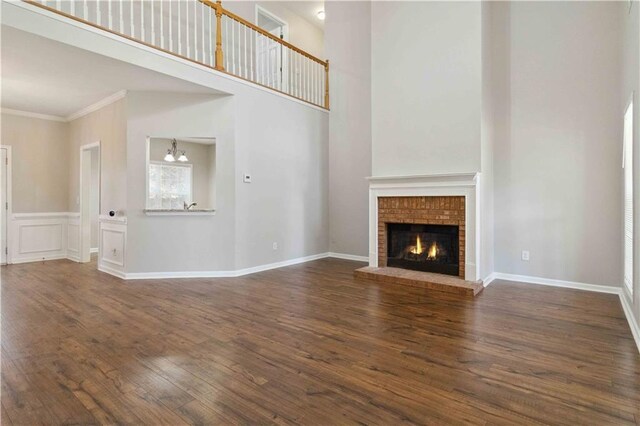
<box><xmin>194</xmin><ymin>0</ymin><xmax>198</xmax><ymax>61</ymax></box>
<box><xmin>107</xmin><ymin>0</ymin><xmax>113</xmax><ymax>29</ymax></box>
<box><xmin>232</xmin><ymin>21</ymin><xmax>236</xmax><ymax>75</ymax></box>
<box><xmin>160</xmin><ymin>0</ymin><xmax>164</xmax><ymax>49</ymax></box>
<box><xmin>186</xmin><ymin>1</ymin><xmax>190</xmax><ymax>57</ymax></box>
<box><xmin>201</xmin><ymin>2</ymin><xmax>205</xmax><ymax>63</ymax></box>
<box><xmin>96</xmin><ymin>0</ymin><xmax>101</xmax><ymax>25</ymax></box>
<box><xmin>209</xmin><ymin>7</ymin><xmax>213</xmax><ymax>65</ymax></box>
<box><xmin>169</xmin><ymin>0</ymin><xmax>173</xmax><ymax>52</ymax></box>
<box><xmin>178</xmin><ymin>0</ymin><xmax>182</xmax><ymax>55</ymax></box>
<box><xmin>244</xmin><ymin>25</ymin><xmax>248</xmax><ymax>79</ymax></box>
<box><xmin>56</xmin><ymin>0</ymin><xmax>61</xmax><ymax>11</ymax></box>
<box><xmin>140</xmin><ymin>0</ymin><xmax>144</xmax><ymax>42</ymax></box>
<box><xmin>130</xmin><ymin>0</ymin><xmax>134</xmax><ymax>37</ymax></box>
<box><xmin>70</xmin><ymin>0</ymin><xmax>75</xmax><ymax>16</ymax></box>
<box><xmin>83</xmin><ymin>0</ymin><xmax>88</xmax><ymax>20</ymax></box>
<box><xmin>250</xmin><ymin>29</ymin><xmax>254</xmax><ymax>81</ymax></box>
<box><xmin>119</xmin><ymin>0</ymin><xmax>124</xmax><ymax>33</ymax></box>
<box><xmin>150</xmin><ymin>0</ymin><xmax>155</xmax><ymax>45</ymax></box>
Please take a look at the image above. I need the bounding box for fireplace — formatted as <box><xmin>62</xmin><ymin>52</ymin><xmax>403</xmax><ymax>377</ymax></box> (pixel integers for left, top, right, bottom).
<box><xmin>387</xmin><ymin>223</ymin><xmax>459</xmax><ymax>276</ymax></box>
<box><xmin>377</xmin><ymin>195</ymin><xmax>466</xmax><ymax>279</ymax></box>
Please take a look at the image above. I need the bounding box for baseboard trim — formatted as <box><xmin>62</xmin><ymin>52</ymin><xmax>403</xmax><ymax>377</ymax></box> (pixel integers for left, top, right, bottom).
<box><xmin>10</xmin><ymin>254</ymin><xmax>68</xmax><ymax>264</ymax></box>
<box><xmin>124</xmin><ymin>252</ymin><xmax>332</xmax><ymax>280</ymax></box>
<box><xmin>483</xmin><ymin>272</ymin><xmax>497</xmax><ymax>287</ymax></box>
<box><xmin>98</xmin><ymin>264</ymin><xmax>126</xmax><ymax>279</ymax></box>
<box><xmin>327</xmin><ymin>252</ymin><xmax>369</xmax><ymax>262</ymax></box>
<box><xmin>619</xmin><ymin>293</ymin><xmax>640</xmax><ymax>354</ymax></box>
<box><xmin>90</xmin><ymin>248</ymin><xmax>98</xmax><ymax>254</ymax></box>
<box><xmin>491</xmin><ymin>272</ymin><xmax>621</xmax><ymax>294</ymax></box>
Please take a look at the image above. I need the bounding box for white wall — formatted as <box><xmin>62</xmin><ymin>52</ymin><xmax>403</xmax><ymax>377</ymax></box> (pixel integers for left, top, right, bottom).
<box><xmin>371</xmin><ymin>1</ymin><xmax>482</xmax><ymax>177</ymax></box>
<box><xmin>232</xmin><ymin>80</ymin><xmax>329</xmax><ymax>269</ymax></box>
<box><xmin>126</xmin><ymin>91</ymin><xmax>237</xmax><ymax>273</ymax></box>
<box><xmin>480</xmin><ymin>1</ymin><xmax>497</xmax><ymax>280</ymax></box>
<box><xmin>1</xmin><ymin>113</ymin><xmax>69</xmax><ymax>212</ymax></box>
<box><xmin>621</xmin><ymin>1</ymin><xmax>640</xmax><ymax>323</ymax></box>
<box><xmin>493</xmin><ymin>2</ymin><xmax>623</xmax><ymax>287</ymax></box>
<box><xmin>325</xmin><ymin>1</ymin><xmax>371</xmax><ymax>258</ymax></box>
<box><xmin>68</xmin><ymin>97</ymin><xmax>127</xmax><ymax>215</ymax></box>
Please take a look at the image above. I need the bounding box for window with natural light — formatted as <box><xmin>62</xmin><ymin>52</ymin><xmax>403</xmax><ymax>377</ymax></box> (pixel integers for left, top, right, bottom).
<box><xmin>623</xmin><ymin>99</ymin><xmax>634</xmax><ymax>295</ymax></box>
<box><xmin>148</xmin><ymin>162</ymin><xmax>193</xmax><ymax>209</ymax></box>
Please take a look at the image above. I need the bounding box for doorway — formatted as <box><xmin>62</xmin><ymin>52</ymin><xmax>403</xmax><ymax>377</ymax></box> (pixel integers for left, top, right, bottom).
<box><xmin>80</xmin><ymin>142</ymin><xmax>100</xmax><ymax>264</ymax></box>
<box><xmin>255</xmin><ymin>6</ymin><xmax>289</xmax><ymax>91</ymax></box>
<box><xmin>0</xmin><ymin>146</ymin><xmax>11</xmax><ymax>265</ymax></box>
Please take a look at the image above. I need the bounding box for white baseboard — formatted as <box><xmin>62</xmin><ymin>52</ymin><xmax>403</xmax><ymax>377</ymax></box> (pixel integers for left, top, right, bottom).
<box><xmin>90</xmin><ymin>248</ymin><xmax>98</xmax><ymax>254</ymax></box>
<box><xmin>327</xmin><ymin>252</ymin><xmax>369</xmax><ymax>262</ymax></box>
<box><xmin>491</xmin><ymin>272</ymin><xmax>620</xmax><ymax>294</ymax></box>
<box><xmin>482</xmin><ymin>272</ymin><xmax>497</xmax><ymax>287</ymax></box>
<box><xmin>98</xmin><ymin>264</ymin><xmax>126</xmax><ymax>279</ymax></box>
<box><xmin>619</xmin><ymin>293</ymin><xmax>640</xmax><ymax>354</ymax></box>
<box><xmin>10</xmin><ymin>254</ymin><xmax>68</xmax><ymax>264</ymax></box>
<box><xmin>124</xmin><ymin>252</ymin><xmax>332</xmax><ymax>280</ymax></box>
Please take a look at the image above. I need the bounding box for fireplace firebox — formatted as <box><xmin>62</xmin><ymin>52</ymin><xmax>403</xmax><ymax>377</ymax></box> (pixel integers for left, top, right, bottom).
<box><xmin>386</xmin><ymin>223</ymin><xmax>459</xmax><ymax>276</ymax></box>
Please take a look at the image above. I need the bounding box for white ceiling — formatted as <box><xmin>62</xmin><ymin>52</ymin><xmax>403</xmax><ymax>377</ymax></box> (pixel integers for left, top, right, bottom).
<box><xmin>274</xmin><ymin>1</ymin><xmax>325</xmax><ymax>30</ymax></box>
<box><xmin>1</xmin><ymin>26</ymin><xmax>222</xmax><ymax>118</ymax></box>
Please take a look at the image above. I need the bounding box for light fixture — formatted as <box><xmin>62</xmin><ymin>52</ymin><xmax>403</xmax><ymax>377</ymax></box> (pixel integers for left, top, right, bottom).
<box><xmin>317</xmin><ymin>10</ymin><xmax>325</xmax><ymax>20</ymax></box>
<box><xmin>164</xmin><ymin>139</ymin><xmax>188</xmax><ymax>163</ymax></box>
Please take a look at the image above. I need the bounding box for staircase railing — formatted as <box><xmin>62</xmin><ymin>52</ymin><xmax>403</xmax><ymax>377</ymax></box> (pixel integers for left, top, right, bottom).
<box><xmin>24</xmin><ymin>0</ymin><xmax>330</xmax><ymax>109</ymax></box>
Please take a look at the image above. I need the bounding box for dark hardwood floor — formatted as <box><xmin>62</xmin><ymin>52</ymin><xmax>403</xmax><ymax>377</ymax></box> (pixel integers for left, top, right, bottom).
<box><xmin>2</xmin><ymin>257</ymin><xmax>639</xmax><ymax>425</ymax></box>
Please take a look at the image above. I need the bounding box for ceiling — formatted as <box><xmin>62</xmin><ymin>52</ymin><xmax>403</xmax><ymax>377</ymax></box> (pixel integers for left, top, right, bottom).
<box><xmin>1</xmin><ymin>26</ymin><xmax>222</xmax><ymax>118</ymax></box>
<box><xmin>274</xmin><ymin>1</ymin><xmax>325</xmax><ymax>30</ymax></box>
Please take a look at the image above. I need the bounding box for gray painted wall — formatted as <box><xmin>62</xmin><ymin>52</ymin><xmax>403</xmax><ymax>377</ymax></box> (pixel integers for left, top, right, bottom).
<box><xmin>371</xmin><ymin>1</ymin><xmax>482</xmax><ymax>177</ymax></box>
<box><xmin>325</xmin><ymin>1</ymin><xmax>371</xmax><ymax>258</ymax></box>
<box><xmin>493</xmin><ymin>1</ymin><xmax>623</xmax><ymax>287</ymax></box>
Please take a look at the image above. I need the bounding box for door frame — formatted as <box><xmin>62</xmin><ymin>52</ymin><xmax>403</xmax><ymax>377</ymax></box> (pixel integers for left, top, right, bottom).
<box><xmin>0</xmin><ymin>145</ymin><xmax>12</xmax><ymax>265</ymax></box>
<box><xmin>79</xmin><ymin>141</ymin><xmax>101</xmax><ymax>263</ymax></box>
<box><xmin>255</xmin><ymin>5</ymin><xmax>289</xmax><ymax>91</ymax></box>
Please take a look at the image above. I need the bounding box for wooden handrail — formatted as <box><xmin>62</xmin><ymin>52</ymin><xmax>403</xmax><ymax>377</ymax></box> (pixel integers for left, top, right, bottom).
<box><xmin>23</xmin><ymin>0</ymin><xmax>330</xmax><ymax>109</ymax></box>
<box><xmin>199</xmin><ymin>0</ymin><xmax>328</xmax><ymax>67</ymax></box>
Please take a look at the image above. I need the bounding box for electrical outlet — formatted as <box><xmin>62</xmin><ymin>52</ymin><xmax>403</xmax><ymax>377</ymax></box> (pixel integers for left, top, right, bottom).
<box><xmin>243</xmin><ymin>173</ymin><xmax>252</xmax><ymax>183</ymax></box>
<box><xmin>521</xmin><ymin>250</ymin><xmax>530</xmax><ymax>261</ymax></box>
<box><xmin>272</xmin><ymin>242</ymin><xmax>278</xmax><ymax>250</ymax></box>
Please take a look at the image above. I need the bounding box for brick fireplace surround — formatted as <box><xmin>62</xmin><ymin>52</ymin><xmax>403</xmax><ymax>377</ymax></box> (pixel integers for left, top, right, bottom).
<box><xmin>378</xmin><ymin>196</ymin><xmax>466</xmax><ymax>278</ymax></box>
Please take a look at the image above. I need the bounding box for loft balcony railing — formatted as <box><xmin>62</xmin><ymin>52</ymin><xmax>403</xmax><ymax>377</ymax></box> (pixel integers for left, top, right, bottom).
<box><xmin>24</xmin><ymin>0</ymin><xmax>330</xmax><ymax>109</ymax></box>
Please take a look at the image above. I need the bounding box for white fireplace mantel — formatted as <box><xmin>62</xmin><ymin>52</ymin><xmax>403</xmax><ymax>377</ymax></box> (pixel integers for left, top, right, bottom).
<box><xmin>368</xmin><ymin>172</ymin><xmax>482</xmax><ymax>282</ymax></box>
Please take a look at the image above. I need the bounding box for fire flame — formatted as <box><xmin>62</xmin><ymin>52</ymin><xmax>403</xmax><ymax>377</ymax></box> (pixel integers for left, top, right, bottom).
<box><xmin>410</xmin><ymin>235</ymin><xmax>423</xmax><ymax>255</ymax></box>
<box><xmin>427</xmin><ymin>241</ymin><xmax>438</xmax><ymax>260</ymax></box>
<box><xmin>410</xmin><ymin>235</ymin><xmax>439</xmax><ymax>259</ymax></box>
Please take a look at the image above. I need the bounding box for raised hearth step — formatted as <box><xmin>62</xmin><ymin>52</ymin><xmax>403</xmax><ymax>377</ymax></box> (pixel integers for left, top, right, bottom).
<box><xmin>354</xmin><ymin>266</ymin><xmax>484</xmax><ymax>297</ymax></box>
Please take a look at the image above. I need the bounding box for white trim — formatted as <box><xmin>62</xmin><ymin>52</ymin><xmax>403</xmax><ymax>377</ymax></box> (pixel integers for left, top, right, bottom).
<box><xmin>1</xmin><ymin>146</ymin><xmax>12</xmax><ymax>264</ymax></box>
<box><xmin>1</xmin><ymin>108</ymin><xmax>67</xmax><ymax>122</ymax></box>
<box><xmin>491</xmin><ymin>272</ymin><xmax>621</xmax><ymax>294</ymax></box>
<box><xmin>327</xmin><ymin>252</ymin><xmax>369</xmax><ymax>262</ymax></box>
<box><xmin>98</xmin><ymin>263</ymin><xmax>126</xmax><ymax>279</ymax></box>
<box><xmin>99</xmin><ymin>215</ymin><xmax>127</xmax><ymax>224</ymax></box>
<box><xmin>90</xmin><ymin>247</ymin><xmax>98</xmax><ymax>254</ymax></box>
<box><xmin>483</xmin><ymin>272</ymin><xmax>497</xmax><ymax>287</ymax></box>
<box><xmin>620</xmin><ymin>293</ymin><xmax>640</xmax><ymax>354</ymax></box>
<box><xmin>143</xmin><ymin>210</ymin><xmax>216</xmax><ymax>216</ymax></box>
<box><xmin>10</xmin><ymin>254</ymin><xmax>69</xmax><ymax>264</ymax></box>
<box><xmin>12</xmin><ymin>212</ymin><xmax>78</xmax><ymax>219</ymax></box>
<box><xmin>79</xmin><ymin>141</ymin><xmax>101</xmax><ymax>263</ymax></box>
<box><xmin>66</xmin><ymin>90</ymin><xmax>127</xmax><ymax>122</ymax></box>
<box><xmin>124</xmin><ymin>252</ymin><xmax>330</xmax><ymax>280</ymax></box>
<box><xmin>368</xmin><ymin>173</ymin><xmax>481</xmax><ymax>281</ymax></box>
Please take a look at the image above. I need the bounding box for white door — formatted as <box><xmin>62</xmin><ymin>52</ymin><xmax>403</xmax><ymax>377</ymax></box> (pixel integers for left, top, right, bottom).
<box><xmin>1</xmin><ymin>148</ymin><xmax>7</xmax><ymax>264</ymax></box>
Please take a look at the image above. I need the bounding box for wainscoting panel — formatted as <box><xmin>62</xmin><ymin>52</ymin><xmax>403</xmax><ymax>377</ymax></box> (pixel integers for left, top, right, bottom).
<box><xmin>11</xmin><ymin>213</ymin><xmax>70</xmax><ymax>263</ymax></box>
<box><xmin>67</xmin><ymin>214</ymin><xmax>80</xmax><ymax>262</ymax></box>
<box><xmin>98</xmin><ymin>215</ymin><xmax>127</xmax><ymax>278</ymax></box>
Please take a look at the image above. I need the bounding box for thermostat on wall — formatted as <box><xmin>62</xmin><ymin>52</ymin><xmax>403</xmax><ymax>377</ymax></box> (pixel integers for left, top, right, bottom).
<box><xmin>243</xmin><ymin>173</ymin><xmax>252</xmax><ymax>183</ymax></box>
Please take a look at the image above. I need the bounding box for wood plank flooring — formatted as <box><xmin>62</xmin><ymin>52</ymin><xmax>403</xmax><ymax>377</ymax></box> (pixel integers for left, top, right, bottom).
<box><xmin>2</xmin><ymin>257</ymin><xmax>639</xmax><ymax>425</ymax></box>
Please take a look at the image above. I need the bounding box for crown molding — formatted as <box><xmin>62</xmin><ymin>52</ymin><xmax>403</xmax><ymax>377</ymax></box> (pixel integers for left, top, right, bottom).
<box><xmin>1</xmin><ymin>108</ymin><xmax>66</xmax><ymax>122</ymax></box>
<box><xmin>66</xmin><ymin>90</ymin><xmax>127</xmax><ymax>122</ymax></box>
<box><xmin>2</xmin><ymin>90</ymin><xmax>127</xmax><ymax>124</ymax></box>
